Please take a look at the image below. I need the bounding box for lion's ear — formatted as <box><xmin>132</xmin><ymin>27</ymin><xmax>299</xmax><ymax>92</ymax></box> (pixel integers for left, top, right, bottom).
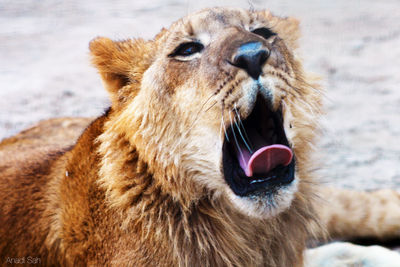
<box><xmin>260</xmin><ymin>11</ymin><xmax>301</xmax><ymax>50</ymax></box>
<box><xmin>89</xmin><ymin>37</ymin><xmax>154</xmax><ymax>104</ymax></box>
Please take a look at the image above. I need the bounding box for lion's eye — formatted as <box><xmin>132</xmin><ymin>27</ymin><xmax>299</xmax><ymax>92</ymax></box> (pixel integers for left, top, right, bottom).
<box><xmin>252</xmin><ymin>27</ymin><xmax>276</xmax><ymax>39</ymax></box>
<box><xmin>169</xmin><ymin>42</ymin><xmax>204</xmax><ymax>57</ymax></box>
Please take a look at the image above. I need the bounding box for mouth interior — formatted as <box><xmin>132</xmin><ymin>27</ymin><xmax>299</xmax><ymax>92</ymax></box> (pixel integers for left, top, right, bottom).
<box><xmin>222</xmin><ymin>96</ymin><xmax>295</xmax><ymax>196</ymax></box>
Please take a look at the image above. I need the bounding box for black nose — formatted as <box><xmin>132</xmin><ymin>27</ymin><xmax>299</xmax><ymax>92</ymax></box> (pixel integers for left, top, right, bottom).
<box><xmin>231</xmin><ymin>42</ymin><xmax>269</xmax><ymax>80</ymax></box>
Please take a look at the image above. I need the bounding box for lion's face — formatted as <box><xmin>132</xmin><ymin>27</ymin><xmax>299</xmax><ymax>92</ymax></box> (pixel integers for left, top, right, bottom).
<box><xmin>91</xmin><ymin>8</ymin><xmax>321</xmax><ymax>219</ymax></box>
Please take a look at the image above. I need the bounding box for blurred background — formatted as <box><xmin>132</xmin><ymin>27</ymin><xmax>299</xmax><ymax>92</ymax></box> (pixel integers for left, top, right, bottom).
<box><xmin>0</xmin><ymin>0</ymin><xmax>399</xmax><ymax>189</ymax></box>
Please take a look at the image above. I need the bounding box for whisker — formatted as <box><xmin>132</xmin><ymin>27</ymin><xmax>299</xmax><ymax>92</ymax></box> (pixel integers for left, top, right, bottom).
<box><xmin>182</xmin><ymin>92</ymin><xmax>217</xmax><ymax>133</ymax></box>
<box><xmin>297</xmin><ymin>78</ymin><xmax>325</xmax><ymax>96</ymax></box>
<box><xmin>283</xmin><ymin>87</ymin><xmax>301</xmax><ymax>98</ymax></box>
<box><xmin>204</xmin><ymin>100</ymin><xmax>218</xmax><ymax>113</ymax></box>
<box><xmin>170</xmin><ymin>92</ymin><xmax>218</xmax><ymax>152</ymax></box>
<box><xmin>234</xmin><ymin>103</ymin><xmax>253</xmax><ymax>152</ymax></box>
<box><xmin>200</xmin><ymin>93</ymin><xmax>218</xmax><ymax>113</ymax></box>
<box><xmin>221</xmin><ymin>104</ymin><xmax>230</xmax><ymax>142</ymax></box>
<box><xmin>234</xmin><ymin>116</ymin><xmax>253</xmax><ymax>153</ymax></box>
<box><xmin>286</xmin><ymin>97</ymin><xmax>317</xmax><ymax>119</ymax></box>
<box><xmin>219</xmin><ymin>117</ymin><xmax>224</xmax><ymax>143</ymax></box>
<box><xmin>229</xmin><ymin>112</ymin><xmax>245</xmax><ymax>166</ymax></box>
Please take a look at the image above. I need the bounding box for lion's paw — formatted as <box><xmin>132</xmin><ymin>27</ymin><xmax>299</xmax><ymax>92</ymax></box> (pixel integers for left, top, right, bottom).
<box><xmin>305</xmin><ymin>242</ymin><xmax>400</xmax><ymax>267</ymax></box>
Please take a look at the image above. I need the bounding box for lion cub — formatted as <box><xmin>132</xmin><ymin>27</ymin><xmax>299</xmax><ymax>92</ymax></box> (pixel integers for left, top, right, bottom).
<box><xmin>1</xmin><ymin>7</ymin><xmax>399</xmax><ymax>267</ymax></box>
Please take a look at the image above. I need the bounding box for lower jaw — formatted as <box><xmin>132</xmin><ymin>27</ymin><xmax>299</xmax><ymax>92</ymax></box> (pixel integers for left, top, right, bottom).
<box><xmin>227</xmin><ymin>179</ymin><xmax>298</xmax><ymax>219</ymax></box>
<box><xmin>223</xmin><ymin>153</ymin><xmax>296</xmax><ymax>197</ymax></box>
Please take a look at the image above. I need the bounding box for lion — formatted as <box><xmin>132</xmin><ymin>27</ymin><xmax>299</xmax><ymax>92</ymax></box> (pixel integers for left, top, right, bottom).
<box><xmin>1</xmin><ymin>7</ymin><xmax>400</xmax><ymax>267</ymax></box>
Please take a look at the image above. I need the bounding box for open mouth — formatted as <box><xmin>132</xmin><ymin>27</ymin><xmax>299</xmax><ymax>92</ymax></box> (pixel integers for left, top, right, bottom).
<box><xmin>222</xmin><ymin>95</ymin><xmax>295</xmax><ymax>196</ymax></box>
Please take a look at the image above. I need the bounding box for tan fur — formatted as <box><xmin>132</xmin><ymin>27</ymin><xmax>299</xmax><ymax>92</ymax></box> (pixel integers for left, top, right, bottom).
<box><xmin>317</xmin><ymin>186</ymin><xmax>400</xmax><ymax>241</ymax></box>
<box><xmin>0</xmin><ymin>118</ymin><xmax>91</xmax><ymax>150</ymax></box>
<box><xmin>0</xmin><ymin>7</ymin><xmax>399</xmax><ymax>267</ymax></box>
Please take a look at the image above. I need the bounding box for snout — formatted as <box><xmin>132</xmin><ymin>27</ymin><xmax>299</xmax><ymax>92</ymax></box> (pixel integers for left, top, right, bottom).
<box><xmin>229</xmin><ymin>41</ymin><xmax>270</xmax><ymax>80</ymax></box>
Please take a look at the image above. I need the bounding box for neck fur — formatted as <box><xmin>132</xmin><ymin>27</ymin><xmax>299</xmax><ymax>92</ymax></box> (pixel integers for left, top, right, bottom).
<box><xmin>95</xmin><ymin>116</ymin><xmax>318</xmax><ymax>267</ymax></box>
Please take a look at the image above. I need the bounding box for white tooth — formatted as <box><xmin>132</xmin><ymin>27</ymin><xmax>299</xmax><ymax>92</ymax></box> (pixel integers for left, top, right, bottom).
<box><xmin>250</xmin><ymin>178</ymin><xmax>266</xmax><ymax>184</ymax></box>
<box><xmin>268</xmin><ymin>35</ymin><xmax>277</xmax><ymax>45</ymax></box>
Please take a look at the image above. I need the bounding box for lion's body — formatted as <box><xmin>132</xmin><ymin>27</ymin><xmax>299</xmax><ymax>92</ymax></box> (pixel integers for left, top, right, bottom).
<box><xmin>1</xmin><ymin>7</ymin><xmax>399</xmax><ymax>267</ymax></box>
<box><xmin>0</xmin><ymin>116</ymin><xmax>309</xmax><ymax>266</ymax></box>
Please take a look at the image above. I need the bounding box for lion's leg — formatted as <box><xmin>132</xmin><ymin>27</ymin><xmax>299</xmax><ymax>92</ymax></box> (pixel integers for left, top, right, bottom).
<box><xmin>317</xmin><ymin>186</ymin><xmax>400</xmax><ymax>241</ymax></box>
<box><xmin>309</xmin><ymin>187</ymin><xmax>400</xmax><ymax>267</ymax></box>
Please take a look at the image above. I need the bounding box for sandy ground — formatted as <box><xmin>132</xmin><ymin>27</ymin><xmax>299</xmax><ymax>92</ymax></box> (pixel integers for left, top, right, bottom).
<box><xmin>1</xmin><ymin>0</ymin><xmax>399</xmax><ymax>190</ymax></box>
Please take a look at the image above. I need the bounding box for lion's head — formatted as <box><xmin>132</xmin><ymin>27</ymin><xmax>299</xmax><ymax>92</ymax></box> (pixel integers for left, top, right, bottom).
<box><xmin>90</xmin><ymin>7</ymin><xmax>322</xmax><ymax>220</ymax></box>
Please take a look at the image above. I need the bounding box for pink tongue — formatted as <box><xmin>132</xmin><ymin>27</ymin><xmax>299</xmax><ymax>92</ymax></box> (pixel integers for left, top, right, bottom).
<box><xmin>234</xmin><ymin>129</ymin><xmax>293</xmax><ymax>177</ymax></box>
